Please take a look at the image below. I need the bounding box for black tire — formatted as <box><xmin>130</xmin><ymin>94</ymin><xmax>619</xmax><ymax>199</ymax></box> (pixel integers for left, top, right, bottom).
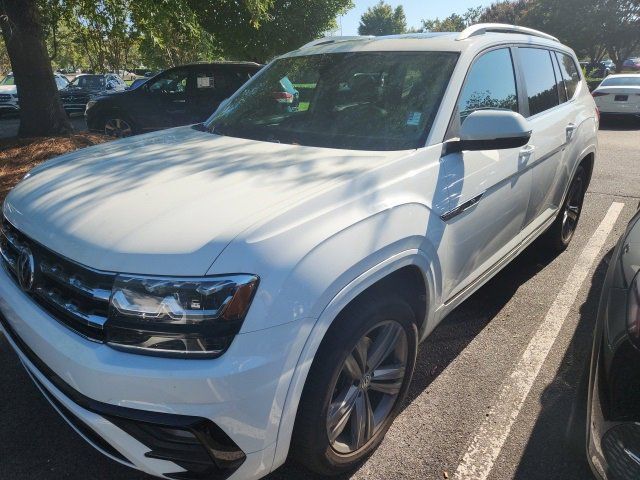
<box><xmin>291</xmin><ymin>292</ymin><xmax>418</xmax><ymax>476</ymax></box>
<box><xmin>543</xmin><ymin>165</ymin><xmax>587</xmax><ymax>252</ymax></box>
<box><xmin>101</xmin><ymin>114</ymin><xmax>136</xmax><ymax>138</ymax></box>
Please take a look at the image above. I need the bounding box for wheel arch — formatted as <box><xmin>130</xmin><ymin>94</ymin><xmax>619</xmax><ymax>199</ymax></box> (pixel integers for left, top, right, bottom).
<box><xmin>270</xmin><ymin>249</ymin><xmax>435</xmax><ymax>471</ymax></box>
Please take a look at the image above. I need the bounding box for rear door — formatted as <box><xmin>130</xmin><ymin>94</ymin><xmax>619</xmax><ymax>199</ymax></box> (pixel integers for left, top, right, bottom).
<box><xmin>188</xmin><ymin>66</ymin><xmax>253</xmax><ymax>122</ymax></box>
<box><xmin>516</xmin><ymin>47</ymin><xmax>575</xmax><ymax>226</ymax></box>
<box><xmin>439</xmin><ymin>47</ymin><xmax>532</xmax><ymax>301</ymax></box>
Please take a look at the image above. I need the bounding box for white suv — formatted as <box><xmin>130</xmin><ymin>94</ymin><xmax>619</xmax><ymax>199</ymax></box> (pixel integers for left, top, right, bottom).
<box><xmin>0</xmin><ymin>24</ymin><xmax>597</xmax><ymax>480</ymax></box>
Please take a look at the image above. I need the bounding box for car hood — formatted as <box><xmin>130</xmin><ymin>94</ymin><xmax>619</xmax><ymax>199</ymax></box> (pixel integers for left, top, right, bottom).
<box><xmin>4</xmin><ymin>126</ymin><xmax>405</xmax><ymax>275</ymax></box>
<box><xmin>0</xmin><ymin>85</ymin><xmax>16</xmax><ymax>94</ymax></box>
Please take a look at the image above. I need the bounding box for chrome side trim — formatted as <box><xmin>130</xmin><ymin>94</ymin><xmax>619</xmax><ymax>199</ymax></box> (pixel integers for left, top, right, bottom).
<box><xmin>440</xmin><ymin>192</ymin><xmax>485</xmax><ymax>221</ymax></box>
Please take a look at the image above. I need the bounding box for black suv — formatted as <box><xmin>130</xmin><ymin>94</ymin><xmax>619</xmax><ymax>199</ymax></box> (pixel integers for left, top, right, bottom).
<box><xmin>86</xmin><ymin>62</ymin><xmax>262</xmax><ymax>137</ymax></box>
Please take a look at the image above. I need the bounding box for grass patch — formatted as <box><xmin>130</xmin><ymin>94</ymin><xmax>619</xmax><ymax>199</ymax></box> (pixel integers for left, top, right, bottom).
<box><xmin>0</xmin><ymin>133</ymin><xmax>110</xmax><ymax>202</ymax></box>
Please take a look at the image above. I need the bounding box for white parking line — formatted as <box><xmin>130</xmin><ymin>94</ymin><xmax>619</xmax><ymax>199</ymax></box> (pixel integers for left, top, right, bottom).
<box><xmin>454</xmin><ymin>201</ymin><xmax>625</xmax><ymax>480</ymax></box>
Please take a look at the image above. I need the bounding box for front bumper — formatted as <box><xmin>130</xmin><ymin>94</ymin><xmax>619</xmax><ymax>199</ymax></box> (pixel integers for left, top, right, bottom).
<box><xmin>0</xmin><ymin>264</ymin><xmax>307</xmax><ymax>479</ymax></box>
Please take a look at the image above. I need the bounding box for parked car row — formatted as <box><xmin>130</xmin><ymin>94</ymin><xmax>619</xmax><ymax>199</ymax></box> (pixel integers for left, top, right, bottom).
<box><xmin>85</xmin><ymin>62</ymin><xmax>262</xmax><ymax>137</ymax></box>
<box><xmin>0</xmin><ymin>63</ymin><xmax>262</xmax><ymax>136</ymax></box>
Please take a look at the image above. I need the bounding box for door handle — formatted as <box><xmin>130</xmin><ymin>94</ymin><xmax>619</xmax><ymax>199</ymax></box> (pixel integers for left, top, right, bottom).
<box><xmin>519</xmin><ymin>144</ymin><xmax>535</xmax><ymax>160</ymax></box>
<box><xmin>172</xmin><ymin>99</ymin><xmax>186</xmax><ymax>104</ymax></box>
<box><xmin>566</xmin><ymin>123</ymin><xmax>576</xmax><ymax>143</ymax></box>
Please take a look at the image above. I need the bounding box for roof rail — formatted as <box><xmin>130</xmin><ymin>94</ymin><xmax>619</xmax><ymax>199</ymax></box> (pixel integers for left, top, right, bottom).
<box><xmin>300</xmin><ymin>35</ymin><xmax>374</xmax><ymax>50</ymax></box>
<box><xmin>456</xmin><ymin>23</ymin><xmax>559</xmax><ymax>42</ymax></box>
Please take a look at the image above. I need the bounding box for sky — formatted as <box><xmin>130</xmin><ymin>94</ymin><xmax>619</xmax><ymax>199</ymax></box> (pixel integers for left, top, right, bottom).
<box><xmin>335</xmin><ymin>0</ymin><xmax>495</xmax><ymax>36</ymax></box>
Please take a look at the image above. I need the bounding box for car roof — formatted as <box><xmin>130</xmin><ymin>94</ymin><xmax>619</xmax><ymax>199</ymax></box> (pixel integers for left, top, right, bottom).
<box><xmin>282</xmin><ymin>23</ymin><xmax>570</xmax><ymax>59</ymax></box>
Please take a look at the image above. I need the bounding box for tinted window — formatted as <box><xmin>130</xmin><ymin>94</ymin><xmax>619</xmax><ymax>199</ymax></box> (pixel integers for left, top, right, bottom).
<box><xmin>555</xmin><ymin>52</ymin><xmax>581</xmax><ymax>99</ymax></box>
<box><xmin>148</xmin><ymin>69</ymin><xmax>189</xmax><ymax>94</ymax></box>
<box><xmin>206</xmin><ymin>52</ymin><xmax>459</xmax><ymax>151</ymax></box>
<box><xmin>55</xmin><ymin>76</ymin><xmax>68</xmax><ymax>89</ymax></box>
<box><xmin>519</xmin><ymin>48</ymin><xmax>559</xmax><ymax>116</ymax></box>
<box><xmin>1</xmin><ymin>75</ymin><xmax>15</xmax><ymax>85</ymax></box>
<box><xmin>600</xmin><ymin>76</ymin><xmax>640</xmax><ymax>87</ymax></box>
<box><xmin>458</xmin><ymin>48</ymin><xmax>518</xmax><ymax>122</ymax></box>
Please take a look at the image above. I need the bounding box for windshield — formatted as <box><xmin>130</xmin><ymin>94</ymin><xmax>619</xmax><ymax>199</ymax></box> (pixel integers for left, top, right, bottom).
<box><xmin>71</xmin><ymin>75</ymin><xmax>105</xmax><ymax>89</ymax></box>
<box><xmin>1</xmin><ymin>75</ymin><xmax>15</xmax><ymax>86</ymax></box>
<box><xmin>601</xmin><ymin>76</ymin><xmax>640</xmax><ymax>87</ymax></box>
<box><xmin>205</xmin><ymin>52</ymin><xmax>459</xmax><ymax>151</ymax></box>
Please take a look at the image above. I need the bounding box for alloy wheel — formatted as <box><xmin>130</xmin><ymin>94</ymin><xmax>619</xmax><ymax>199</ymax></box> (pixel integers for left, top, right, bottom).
<box><xmin>326</xmin><ymin>320</ymin><xmax>408</xmax><ymax>454</ymax></box>
<box><xmin>561</xmin><ymin>175</ymin><xmax>584</xmax><ymax>244</ymax></box>
<box><xmin>104</xmin><ymin>118</ymin><xmax>133</xmax><ymax>138</ymax></box>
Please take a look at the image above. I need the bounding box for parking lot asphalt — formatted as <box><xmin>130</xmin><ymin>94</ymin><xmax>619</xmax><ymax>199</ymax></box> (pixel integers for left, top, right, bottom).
<box><xmin>0</xmin><ymin>116</ymin><xmax>639</xmax><ymax>480</ymax></box>
<box><xmin>0</xmin><ymin>113</ymin><xmax>86</xmax><ymax>138</ymax></box>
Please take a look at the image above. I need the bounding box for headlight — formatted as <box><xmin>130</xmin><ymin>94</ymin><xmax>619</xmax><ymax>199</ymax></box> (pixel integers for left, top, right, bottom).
<box><xmin>105</xmin><ymin>274</ymin><xmax>259</xmax><ymax>358</ymax></box>
<box><xmin>85</xmin><ymin>100</ymin><xmax>96</xmax><ymax>112</ymax></box>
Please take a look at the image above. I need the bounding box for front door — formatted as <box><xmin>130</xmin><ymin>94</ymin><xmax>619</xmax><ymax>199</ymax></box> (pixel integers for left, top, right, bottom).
<box><xmin>439</xmin><ymin>47</ymin><xmax>532</xmax><ymax>302</ymax></box>
<box><xmin>140</xmin><ymin>67</ymin><xmax>192</xmax><ymax>129</ymax></box>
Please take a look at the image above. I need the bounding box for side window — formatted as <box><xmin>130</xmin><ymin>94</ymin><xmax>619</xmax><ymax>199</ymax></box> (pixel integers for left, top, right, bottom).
<box><xmin>519</xmin><ymin>48</ymin><xmax>559</xmax><ymax>116</ymax></box>
<box><xmin>148</xmin><ymin>69</ymin><xmax>189</xmax><ymax>94</ymax></box>
<box><xmin>457</xmin><ymin>48</ymin><xmax>518</xmax><ymax>123</ymax></box>
<box><xmin>555</xmin><ymin>52</ymin><xmax>581</xmax><ymax>99</ymax></box>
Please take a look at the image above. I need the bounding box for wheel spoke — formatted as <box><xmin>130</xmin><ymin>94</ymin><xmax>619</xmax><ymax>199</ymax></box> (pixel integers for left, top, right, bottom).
<box><xmin>366</xmin><ymin>323</ymin><xmax>401</xmax><ymax>372</ymax></box>
<box><xmin>327</xmin><ymin>385</ymin><xmax>358</xmax><ymax>443</ymax></box>
<box><xmin>351</xmin><ymin>390</ymin><xmax>374</xmax><ymax>449</ymax></box>
<box><xmin>343</xmin><ymin>353</ymin><xmax>363</xmax><ymax>380</ymax></box>
<box><xmin>369</xmin><ymin>364</ymin><xmax>405</xmax><ymax>395</ymax></box>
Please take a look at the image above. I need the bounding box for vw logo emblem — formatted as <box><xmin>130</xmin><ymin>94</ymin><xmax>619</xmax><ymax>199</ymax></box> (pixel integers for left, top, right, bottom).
<box><xmin>16</xmin><ymin>247</ymin><xmax>35</xmax><ymax>292</ymax></box>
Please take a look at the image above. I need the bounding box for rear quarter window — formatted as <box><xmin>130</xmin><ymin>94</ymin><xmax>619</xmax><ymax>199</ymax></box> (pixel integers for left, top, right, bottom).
<box><xmin>555</xmin><ymin>52</ymin><xmax>581</xmax><ymax>99</ymax></box>
<box><xmin>518</xmin><ymin>48</ymin><xmax>560</xmax><ymax>116</ymax></box>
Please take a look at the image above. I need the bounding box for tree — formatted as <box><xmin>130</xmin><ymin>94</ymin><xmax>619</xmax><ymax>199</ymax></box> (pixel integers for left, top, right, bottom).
<box><xmin>191</xmin><ymin>0</ymin><xmax>354</xmax><ymax>63</ymax></box>
<box><xmin>0</xmin><ymin>0</ymin><xmax>71</xmax><ymax>136</ymax></box>
<box><xmin>524</xmin><ymin>0</ymin><xmax>640</xmax><ymax>68</ymax></box>
<box><xmin>421</xmin><ymin>6</ymin><xmax>483</xmax><ymax>32</ymax></box>
<box><xmin>599</xmin><ymin>0</ymin><xmax>640</xmax><ymax>71</ymax></box>
<box><xmin>358</xmin><ymin>1</ymin><xmax>407</xmax><ymax>36</ymax></box>
<box><xmin>478</xmin><ymin>0</ymin><xmax>531</xmax><ymax>24</ymax></box>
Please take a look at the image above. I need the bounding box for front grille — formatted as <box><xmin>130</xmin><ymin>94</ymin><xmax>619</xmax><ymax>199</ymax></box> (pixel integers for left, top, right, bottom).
<box><xmin>0</xmin><ymin>219</ymin><xmax>114</xmax><ymax>341</ymax></box>
<box><xmin>0</xmin><ymin>94</ymin><xmax>12</xmax><ymax>102</ymax></box>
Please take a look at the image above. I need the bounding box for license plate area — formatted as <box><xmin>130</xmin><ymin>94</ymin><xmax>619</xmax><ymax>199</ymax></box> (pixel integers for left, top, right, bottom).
<box><xmin>614</xmin><ymin>95</ymin><xmax>628</xmax><ymax>101</ymax></box>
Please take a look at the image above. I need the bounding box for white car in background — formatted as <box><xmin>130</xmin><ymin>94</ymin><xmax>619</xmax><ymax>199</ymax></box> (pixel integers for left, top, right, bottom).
<box><xmin>0</xmin><ymin>24</ymin><xmax>598</xmax><ymax>480</ymax></box>
<box><xmin>0</xmin><ymin>72</ymin><xmax>69</xmax><ymax>114</ymax></box>
<box><xmin>592</xmin><ymin>74</ymin><xmax>640</xmax><ymax>117</ymax></box>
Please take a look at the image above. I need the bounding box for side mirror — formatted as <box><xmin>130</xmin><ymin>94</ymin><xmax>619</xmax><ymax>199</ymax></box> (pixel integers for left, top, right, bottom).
<box><xmin>445</xmin><ymin>110</ymin><xmax>531</xmax><ymax>154</ymax></box>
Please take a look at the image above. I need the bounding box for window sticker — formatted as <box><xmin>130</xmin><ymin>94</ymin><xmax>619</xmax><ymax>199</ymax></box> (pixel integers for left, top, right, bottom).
<box><xmin>197</xmin><ymin>75</ymin><xmax>214</xmax><ymax>89</ymax></box>
<box><xmin>406</xmin><ymin>111</ymin><xmax>422</xmax><ymax>126</ymax></box>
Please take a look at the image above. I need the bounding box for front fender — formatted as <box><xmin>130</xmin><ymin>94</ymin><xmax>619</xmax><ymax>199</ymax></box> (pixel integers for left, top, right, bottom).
<box><xmin>269</xmin><ymin>247</ymin><xmax>437</xmax><ymax>471</ymax></box>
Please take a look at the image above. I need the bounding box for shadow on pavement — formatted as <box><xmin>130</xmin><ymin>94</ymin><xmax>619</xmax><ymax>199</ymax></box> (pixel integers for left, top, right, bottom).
<box><xmin>599</xmin><ymin>115</ymin><xmax>640</xmax><ymax>131</ymax></box>
<box><xmin>510</xmin><ymin>248</ymin><xmax>615</xmax><ymax>480</ymax></box>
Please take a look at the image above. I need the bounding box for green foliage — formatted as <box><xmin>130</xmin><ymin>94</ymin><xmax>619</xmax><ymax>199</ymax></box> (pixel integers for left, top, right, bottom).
<box><xmin>190</xmin><ymin>0</ymin><xmax>353</xmax><ymax>63</ymax></box>
<box><xmin>524</xmin><ymin>0</ymin><xmax>640</xmax><ymax>69</ymax></box>
<box><xmin>358</xmin><ymin>1</ymin><xmax>407</xmax><ymax>36</ymax></box>
<box><xmin>421</xmin><ymin>6</ymin><xmax>483</xmax><ymax>32</ymax></box>
<box><xmin>478</xmin><ymin>0</ymin><xmax>530</xmax><ymax>24</ymax></box>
